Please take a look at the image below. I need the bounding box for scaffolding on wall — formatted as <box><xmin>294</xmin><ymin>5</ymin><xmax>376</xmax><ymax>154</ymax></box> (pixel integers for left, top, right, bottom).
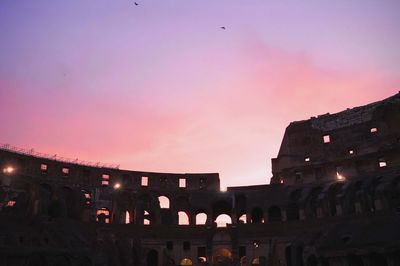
<box><xmin>0</xmin><ymin>143</ymin><xmax>120</xmax><ymax>169</ymax></box>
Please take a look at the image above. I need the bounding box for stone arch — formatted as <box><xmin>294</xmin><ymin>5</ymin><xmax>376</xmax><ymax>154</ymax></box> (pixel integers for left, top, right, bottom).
<box><xmin>158</xmin><ymin>195</ymin><xmax>170</xmax><ymax>209</ymax></box>
<box><xmin>180</xmin><ymin>258</ymin><xmax>193</xmax><ymax>266</ymax></box>
<box><xmin>290</xmin><ymin>189</ymin><xmax>303</xmax><ymax>202</ymax></box>
<box><xmin>59</xmin><ymin>186</ymin><xmax>75</xmax><ymax>218</ymax></box>
<box><xmin>138</xmin><ymin>194</ymin><xmax>153</xmax><ymax>210</ymax></box>
<box><xmin>215</xmin><ymin>214</ymin><xmax>232</xmax><ymax>227</ymax></box>
<box><xmin>146</xmin><ymin>249</ymin><xmax>158</xmax><ymax>266</ymax></box>
<box><xmin>176</xmin><ymin>195</ymin><xmax>190</xmax><ymax>211</ymax></box>
<box><xmin>27</xmin><ymin>254</ymin><xmax>47</xmax><ymax>266</ymax></box>
<box><xmin>287</xmin><ymin>189</ymin><xmax>302</xmax><ymax>221</ymax></box>
<box><xmin>124</xmin><ymin>210</ymin><xmax>131</xmax><ymax>224</ymax></box>
<box><xmin>368</xmin><ymin>252</ymin><xmax>388</xmax><ymax>266</ymax></box>
<box><xmin>287</xmin><ymin>203</ymin><xmax>299</xmax><ymax>221</ymax></box>
<box><xmin>195</xmin><ymin>211</ymin><xmax>207</xmax><ymax>225</ymax></box>
<box><xmin>346</xmin><ymin>254</ymin><xmax>363</xmax><ymax>266</ymax></box>
<box><xmin>268</xmin><ymin>206</ymin><xmax>282</xmax><ymax>222</ymax></box>
<box><xmin>178</xmin><ymin>211</ymin><xmax>190</xmax><ymax>225</ymax></box>
<box><xmin>328</xmin><ymin>182</ymin><xmax>344</xmax><ymax>216</ymax></box>
<box><xmin>38</xmin><ymin>183</ymin><xmax>53</xmax><ymax>215</ymax></box>
<box><xmin>144</xmin><ymin>209</ymin><xmax>152</xmax><ymax>225</ymax></box>
<box><xmin>238</xmin><ymin>213</ymin><xmax>247</xmax><ymax>224</ymax></box>
<box><xmin>306</xmin><ymin>255</ymin><xmax>318</xmax><ymax>266</ymax></box>
<box><xmin>285</xmin><ymin>246</ymin><xmax>293</xmax><ymax>266</ymax></box>
<box><xmin>307</xmin><ymin>186</ymin><xmax>322</xmax><ymax>217</ymax></box>
<box><xmin>212</xmin><ymin>248</ymin><xmax>232</xmax><ymax>266</ymax></box>
<box><xmin>390</xmin><ymin>176</ymin><xmax>400</xmax><ymax>212</ymax></box>
<box><xmin>212</xmin><ymin>200</ymin><xmax>232</xmax><ymax>221</ymax></box>
<box><xmin>250</xmin><ymin>207</ymin><xmax>263</xmax><ymax>223</ymax></box>
<box><xmin>96</xmin><ymin>207</ymin><xmax>110</xmax><ymax>223</ymax></box>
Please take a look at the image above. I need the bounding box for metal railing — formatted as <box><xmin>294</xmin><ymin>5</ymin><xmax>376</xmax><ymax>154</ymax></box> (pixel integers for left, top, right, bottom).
<box><xmin>0</xmin><ymin>143</ymin><xmax>120</xmax><ymax>169</ymax></box>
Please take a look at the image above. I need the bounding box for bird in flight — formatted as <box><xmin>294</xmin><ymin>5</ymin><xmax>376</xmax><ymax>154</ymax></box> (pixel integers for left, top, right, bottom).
<box><xmin>220</xmin><ymin>26</ymin><xmax>226</xmax><ymax>30</ymax></box>
<box><xmin>134</xmin><ymin>2</ymin><xmax>139</xmax><ymax>5</ymax></box>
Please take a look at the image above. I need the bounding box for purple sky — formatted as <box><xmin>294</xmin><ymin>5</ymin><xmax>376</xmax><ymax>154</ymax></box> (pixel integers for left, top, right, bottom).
<box><xmin>1</xmin><ymin>0</ymin><xmax>399</xmax><ymax>188</ymax></box>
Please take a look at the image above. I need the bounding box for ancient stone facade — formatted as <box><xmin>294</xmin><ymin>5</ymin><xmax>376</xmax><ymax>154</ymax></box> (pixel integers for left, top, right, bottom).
<box><xmin>1</xmin><ymin>93</ymin><xmax>400</xmax><ymax>266</ymax></box>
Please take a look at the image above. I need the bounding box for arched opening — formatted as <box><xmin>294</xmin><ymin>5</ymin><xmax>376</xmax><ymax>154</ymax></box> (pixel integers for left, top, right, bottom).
<box><xmin>176</xmin><ymin>196</ymin><xmax>190</xmax><ymax>211</ymax></box>
<box><xmin>178</xmin><ymin>211</ymin><xmax>190</xmax><ymax>225</ymax></box>
<box><xmin>39</xmin><ymin>183</ymin><xmax>53</xmax><ymax>216</ymax></box>
<box><xmin>268</xmin><ymin>206</ymin><xmax>282</xmax><ymax>222</ymax></box>
<box><xmin>369</xmin><ymin>252</ymin><xmax>388</xmax><ymax>266</ymax></box>
<box><xmin>306</xmin><ymin>255</ymin><xmax>318</xmax><ymax>266</ymax></box>
<box><xmin>240</xmin><ymin>256</ymin><xmax>246</xmax><ymax>266</ymax></box>
<box><xmin>81</xmin><ymin>190</ymin><xmax>91</xmax><ymax>207</ymax></box>
<box><xmin>60</xmin><ymin>186</ymin><xmax>75</xmax><ymax>218</ymax></box>
<box><xmin>285</xmin><ymin>246</ymin><xmax>292</xmax><ymax>266</ymax></box>
<box><xmin>287</xmin><ymin>203</ymin><xmax>299</xmax><ymax>221</ymax></box>
<box><xmin>196</xmin><ymin>212</ymin><xmax>207</xmax><ymax>225</ymax></box>
<box><xmin>296</xmin><ymin>246</ymin><xmax>304</xmax><ymax>266</ymax></box>
<box><xmin>212</xmin><ymin>199</ymin><xmax>232</xmax><ymax>226</ymax></box>
<box><xmin>158</xmin><ymin>196</ymin><xmax>170</xmax><ymax>209</ymax></box>
<box><xmin>238</xmin><ymin>213</ymin><xmax>247</xmax><ymax>224</ymax></box>
<box><xmin>144</xmin><ymin>210</ymin><xmax>151</xmax><ymax>225</ymax></box>
<box><xmin>213</xmin><ymin>248</ymin><xmax>232</xmax><ymax>266</ymax></box>
<box><xmin>147</xmin><ymin>250</ymin><xmax>158</xmax><ymax>266</ymax></box>
<box><xmin>215</xmin><ymin>214</ymin><xmax>232</xmax><ymax>227</ymax></box>
<box><xmin>307</xmin><ymin>187</ymin><xmax>322</xmax><ymax>217</ymax></box>
<box><xmin>346</xmin><ymin>254</ymin><xmax>363</xmax><ymax>266</ymax></box>
<box><xmin>96</xmin><ymin>208</ymin><xmax>110</xmax><ymax>223</ymax></box>
<box><xmin>125</xmin><ymin>210</ymin><xmax>130</xmax><ymax>224</ymax></box>
<box><xmin>328</xmin><ymin>183</ymin><xmax>344</xmax><ymax>216</ymax></box>
<box><xmin>180</xmin><ymin>258</ymin><xmax>193</xmax><ymax>266</ymax></box>
<box><xmin>251</xmin><ymin>207</ymin><xmax>263</xmax><ymax>223</ymax></box>
<box><xmin>290</xmin><ymin>189</ymin><xmax>302</xmax><ymax>201</ymax></box>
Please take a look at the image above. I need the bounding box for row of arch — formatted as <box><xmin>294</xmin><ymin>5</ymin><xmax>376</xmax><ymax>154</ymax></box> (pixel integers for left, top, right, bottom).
<box><xmin>12</xmin><ymin>174</ymin><xmax>398</xmax><ymax>226</ymax></box>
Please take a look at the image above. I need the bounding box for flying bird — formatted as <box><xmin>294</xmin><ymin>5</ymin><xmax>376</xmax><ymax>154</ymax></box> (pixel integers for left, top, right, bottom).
<box><xmin>220</xmin><ymin>26</ymin><xmax>226</xmax><ymax>30</ymax></box>
<box><xmin>134</xmin><ymin>2</ymin><xmax>139</xmax><ymax>5</ymax></box>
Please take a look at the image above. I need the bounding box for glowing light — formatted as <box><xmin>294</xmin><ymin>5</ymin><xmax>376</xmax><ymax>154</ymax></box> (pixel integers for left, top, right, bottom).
<box><xmin>3</xmin><ymin>166</ymin><xmax>14</xmax><ymax>174</ymax></box>
<box><xmin>280</xmin><ymin>179</ymin><xmax>284</xmax><ymax>184</ymax></box>
<box><xmin>114</xmin><ymin>183</ymin><xmax>121</xmax><ymax>189</ymax></box>
<box><xmin>7</xmin><ymin>200</ymin><xmax>16</xmax><ymax>207</ymax></box>
<box><xmin>336</xmin><ymin>172</ymin><xmax>345</xmax><ymax>181</ymax></box>
<box><xmin>220</xmin><ymin>187</ymin><xmax>227</xmax><ymax>192</ymax></box>
<box><xmin>253</xmin><ymin>241</ymin><xmax>260</xmax><ymax>248</ymax></box>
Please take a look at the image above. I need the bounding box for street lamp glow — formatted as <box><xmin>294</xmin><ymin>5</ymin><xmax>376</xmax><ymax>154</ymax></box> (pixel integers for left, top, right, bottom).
<box><xmin>3</xmin><ymin>166</ymin><xmax>14</xmax><ymax>174</ymax></box>
<box><xmin>336</xmin><ymin>172</ymin><xmax>345</xmax><ymax>181</ymax></box>
<box><xmin>114</xmin><ymin>183</ymin><xmax>121</xmax><ymax>189</ymax></box>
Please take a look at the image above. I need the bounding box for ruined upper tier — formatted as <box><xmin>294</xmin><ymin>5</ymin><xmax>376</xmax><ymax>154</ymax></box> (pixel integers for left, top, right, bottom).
<box><xmin>271</xmin><ymin>92</ymin><xmax>400</xmax><ymax>185</ymax></box>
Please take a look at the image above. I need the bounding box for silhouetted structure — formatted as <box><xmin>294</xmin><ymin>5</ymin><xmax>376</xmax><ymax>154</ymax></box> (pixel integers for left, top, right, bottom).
<box><xmin>1</xmin><ymin>93</ymin><xmax>400</xmax><ymax>266</ymax></box>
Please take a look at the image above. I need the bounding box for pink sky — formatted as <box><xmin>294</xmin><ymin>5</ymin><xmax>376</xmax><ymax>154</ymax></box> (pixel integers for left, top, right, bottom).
<box><xmin>1</xmin><ymin>1</ymin><xmax>399</xmax><ymax>188</ymax></box>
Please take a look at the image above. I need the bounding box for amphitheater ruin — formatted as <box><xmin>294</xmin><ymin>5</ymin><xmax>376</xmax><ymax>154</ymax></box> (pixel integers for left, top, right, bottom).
<box><xmin>1</xmin><ymin>93</ymin><xmax>400</xmax><ymax>266</ymax></box>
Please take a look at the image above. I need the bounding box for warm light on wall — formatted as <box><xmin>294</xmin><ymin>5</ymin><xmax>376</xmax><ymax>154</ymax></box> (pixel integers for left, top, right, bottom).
<box><xmin>3</xmin><ymin>166</ymin><xmax>14</xmax><ymax>174</ymax></box>
<box><xmin>336</xmin><ymin>172</ymin><xmax>345</xmax><ymax>181</ymax></box>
